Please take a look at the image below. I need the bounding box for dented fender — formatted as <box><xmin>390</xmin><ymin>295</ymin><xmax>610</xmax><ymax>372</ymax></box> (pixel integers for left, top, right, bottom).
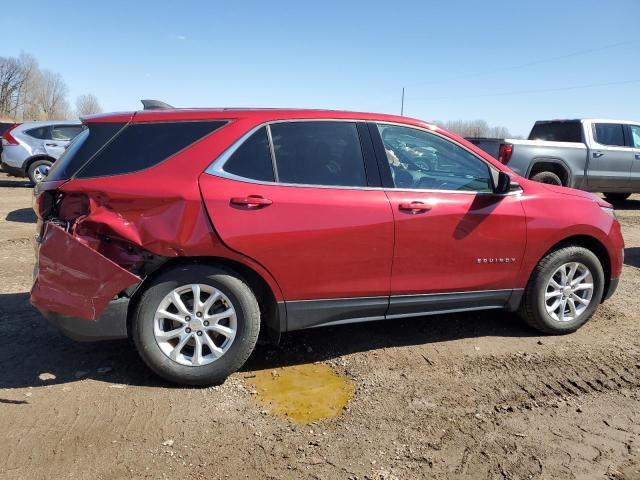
<box><xmin>31</xmin><ymin>223</ymin><xmax>141</xmax><ymax>320</ymax></box>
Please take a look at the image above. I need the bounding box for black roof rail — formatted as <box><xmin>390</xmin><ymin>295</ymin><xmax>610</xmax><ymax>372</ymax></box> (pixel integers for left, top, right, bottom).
<box><xmin>141</xmin><ymin>99</ymin><xmax>175</xmax><ymax>110</ymax></box>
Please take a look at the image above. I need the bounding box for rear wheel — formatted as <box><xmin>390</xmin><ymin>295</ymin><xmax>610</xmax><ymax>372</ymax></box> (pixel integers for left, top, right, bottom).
<box><xmin>518</xmin><ymin>246</ymin><xmax>604</xmax><ymax>334</ymax></box>
<box><xmin>132</xmin><ymin>264</ymin><xmax>260</xmax><ymax>386</ymax></box>
<box><xmin>603</xmin><ymin>192</ymin><xmax>631</xmax><ymax>203</ymax></box>
<box><xmin>530</xmin><ymin>171</ymin><xmax>562</xmax><ymax>186</ymax></box>
<box><xmin>27</xmin><ymin>160</ymin><xmax>52</xmax><ymax>184</ymax></box>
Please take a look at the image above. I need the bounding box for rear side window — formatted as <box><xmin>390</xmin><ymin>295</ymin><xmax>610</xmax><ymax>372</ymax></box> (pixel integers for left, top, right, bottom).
<box><xmin>223</xmin><ymin>127</ymin><xmax>274</xmax><ymax>182</ymax></box>
<box><xmin>46</xmin><ymin>123</ymin><xmax>125</xmax><ymax>181</ymax></box>
<box><xmin>528</xmin><ymin>122</ymin><xmax>582</xmax><ymax>142</ymax></box>
<box><xmin>51</xmin><ymin>125</ymin><xmax>84</xmax><ymax>141</ymax></box>
<box><xmin>270</xmin><ymin>121</ymin><xmax>367</xmax><ymax>187</ymax></box>
<box><xmin>593</xmin><ymin>123</ymin><xmax>625</xmax><ymax>147</ymax></box>
<box><xmin>77</xmin><ymin>121</ymin><xmax>226</xmax><ymax>178</ymax></box>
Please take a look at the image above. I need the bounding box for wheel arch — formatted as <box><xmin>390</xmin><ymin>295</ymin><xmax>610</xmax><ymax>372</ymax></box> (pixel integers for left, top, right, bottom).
<box><xmin>527</xmin><ymin>157</ymin><xmax>572</xmax><ymax>186</ymax></box>
<box><xmin>127</xmin><ymin>256</ymin><xmax>284</xmax><ymax>344</ymax></box>
<box><xmin>534</xmin><ymin>234</ymin><xmax>611</xmax><ymax>303</ymax></box>
<box><xmin>23</xmin><ymin>154</ymin><xmax>56</xmax><ymax>171</ymax></box>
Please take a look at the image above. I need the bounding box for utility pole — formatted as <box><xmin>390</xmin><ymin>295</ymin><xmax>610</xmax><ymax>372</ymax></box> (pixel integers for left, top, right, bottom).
<box><xmin>400</xmin><ymin>87</ymin><xmax>405</xmax><ymax>116</ymax></box>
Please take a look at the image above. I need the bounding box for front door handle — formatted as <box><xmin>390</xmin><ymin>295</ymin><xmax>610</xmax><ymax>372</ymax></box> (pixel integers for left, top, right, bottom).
<box><xmin>399</xmin><ymin>201</ymin><xmax>431</xmax><ymax>213</ymax></box>
<box><xmin>593</xmin><ymin>151</ymin><xmax>605</xmax><ymax>158</ymax></box>
<box><xmin>45</xmin><ymin>143</ymin><xmax>59</xmax><ymax>147</ymax></box>
<box><xmin>230</xmin><ymin>195</ymin><xmax>273</xmax><ymax>208</ymax></box>
<box><xmin>635</xmin><ymin>154</ymin><xmax>640</xmax><ymax>160</ymax></box>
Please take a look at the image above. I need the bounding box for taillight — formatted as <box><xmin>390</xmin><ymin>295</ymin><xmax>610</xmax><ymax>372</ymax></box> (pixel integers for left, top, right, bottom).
<box><xmin>498</xmin><ymin>143</ymin><xmax>513</xmax><ymax>164</ymax></box>
<box><xmin>2</xmin><ymin>123</ymin><xmax>21</xmax><ymax>145</ymax></box>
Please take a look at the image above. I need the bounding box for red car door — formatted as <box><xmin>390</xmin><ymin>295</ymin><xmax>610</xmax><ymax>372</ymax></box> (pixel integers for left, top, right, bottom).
<box><xmin>200</xmin><ymin>121</ymin><xmax>394</xmax><ymax>330</ymax></box>
<box><xmin>370</xmin><ymin>123</ymin><xmax>527</xmax><ymax>317</ymax></box>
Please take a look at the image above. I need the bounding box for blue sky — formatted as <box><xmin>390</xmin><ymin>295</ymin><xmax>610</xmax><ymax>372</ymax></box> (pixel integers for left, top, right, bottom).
<box><xmin>2</xmin><ymin>0</ymin><xmax>639</xmax><ymax>136</ymax></box>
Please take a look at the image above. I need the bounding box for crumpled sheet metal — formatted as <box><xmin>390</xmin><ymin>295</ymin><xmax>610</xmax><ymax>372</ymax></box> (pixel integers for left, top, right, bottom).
<box><xmin>31</xmin><ymin>223</ymin><xmax>141</xmax><ymax>321</ymax></box>
<box><xmin>64</xmin><ymin>190</ymin><xmax>215</xmax><ymax>258</ymax></box>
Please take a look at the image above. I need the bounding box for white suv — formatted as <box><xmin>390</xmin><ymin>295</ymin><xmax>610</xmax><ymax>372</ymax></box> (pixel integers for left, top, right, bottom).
<box><xmin>1</xmin><ymin>121</ymin><xmax>85</xmax><ymax>184</ymax></box>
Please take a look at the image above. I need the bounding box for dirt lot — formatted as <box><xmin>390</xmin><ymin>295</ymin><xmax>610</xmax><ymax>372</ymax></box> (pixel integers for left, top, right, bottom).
<box><xmin>1</xmin><ymin>172</ymin><xmax>639</xmax><ymax>480</ymax></box>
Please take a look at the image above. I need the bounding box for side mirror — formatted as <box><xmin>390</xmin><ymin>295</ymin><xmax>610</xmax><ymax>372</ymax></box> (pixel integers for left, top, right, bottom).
<box><xmin>490</xmin><ymin>169</ymin><xmax>511</xmax><ymax>194</ymax></box>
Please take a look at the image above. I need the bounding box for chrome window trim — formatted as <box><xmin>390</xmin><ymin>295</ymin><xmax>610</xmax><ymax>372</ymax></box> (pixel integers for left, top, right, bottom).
<box><xmin>205</xmin><ymin>118</ymin><xmax>523</xmax><ymax>196</ymax></box>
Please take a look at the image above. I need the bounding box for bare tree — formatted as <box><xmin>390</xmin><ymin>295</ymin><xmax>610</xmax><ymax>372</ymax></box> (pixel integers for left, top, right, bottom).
<box><xmin>0</xmin><ymin>56</ymin><xmax>29</xmax><ymax>119</ymax></box>
<box><xmin>34</xmin><ymin>70</ymin><xmax>70</xmax><ymax>119</ymax></box>
<box><xmin>76</xmin><ymin>93</ymin><xmax>102</xmax><ymax>116</ymax></box>
<box><xmin>433</xmin><ymin>119</ymin><xmax>512</xmax><ymax>138</ymax></box>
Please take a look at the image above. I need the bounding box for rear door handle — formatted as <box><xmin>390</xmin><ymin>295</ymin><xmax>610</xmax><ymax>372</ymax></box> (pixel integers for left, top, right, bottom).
<box><xmin>635</xmin><ymin>154</ymin><xmax>640</xmax><ymax>160</ymax></box>
<box><xmin>45</xmin><ymin>143</ymin><xmax>59</xmax><ymax>147</ymax></box>
<box><xmin>593</xmin><ymin>151</ymin><xmax>605</xmax><ymax>158</ymax></box>
<box><xmin>399</xmin><ymin>201</ymin><xmax>431</xmax><ymax>213</ymax></box>
<box><xmin>230</xmin><ymin>195</ymin><xmax>273</xmax><ymax>208</ymax></box>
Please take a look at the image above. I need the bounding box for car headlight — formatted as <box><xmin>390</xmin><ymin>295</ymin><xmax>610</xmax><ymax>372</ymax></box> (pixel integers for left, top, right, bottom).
<box><xmin>600</xmin><ymin>206</ymin><xmax>617</xmax><ymax>219</ymax></box>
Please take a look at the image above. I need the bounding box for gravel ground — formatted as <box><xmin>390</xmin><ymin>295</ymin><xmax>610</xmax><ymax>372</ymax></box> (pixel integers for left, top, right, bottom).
<box><xmin>0</xmin><ymin>171</ymin><xmax>639</xmax><ymax>480</ymax></box>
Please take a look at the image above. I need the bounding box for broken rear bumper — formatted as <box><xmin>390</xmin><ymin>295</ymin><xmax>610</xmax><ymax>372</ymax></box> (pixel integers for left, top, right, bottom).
<box><xmin>40</xmin><ymin>297</ymin><xmax>130</xmax><ymax>342</ymax></box>
<box><xmin>31</xmin><ymin>222</ymin><xmax>141</xmax><ymax>339</ymax></box>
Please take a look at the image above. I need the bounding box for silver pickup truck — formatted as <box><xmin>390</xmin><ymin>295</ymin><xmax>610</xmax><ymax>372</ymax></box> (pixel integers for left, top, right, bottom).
<box><xmin>467</xmin><ymin>119</ymin><xmax>640</xmax><ymax>202</ymax></box>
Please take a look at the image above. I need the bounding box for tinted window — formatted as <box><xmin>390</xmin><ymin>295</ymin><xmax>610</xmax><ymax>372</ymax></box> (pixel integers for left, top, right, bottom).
<box><xmin>378</xmin><ymin>124</ymin><xmax>491</xmax><ymax>192</ymax></box>
<box><xmin>223</xmin><ymin>127</ymin><xmax>274</xmax><ymax>182</ymax></box>
<box><xmin>26</xmin><ymin>126</ymin><xmax>50</xmax><ymax>140</ymax></box>
<box><xmin>630</xmin><ymin>125</ymin><xmax>640</xmax><ymax>149</ymax></box>
<box><xmin>270</xmin><ymin>122</ymin><xmax>366</xmax><ymax>187</ymax></box>
<box><xmin>46</xmin><ymin>123</ymin><xmax>125</xmax><ymax>181</ymax></box>
<box><xmin>528</xmin><ymin>122</ymin><xmax>582</xmax><ymax>142</ymax></box>
<box><xmin>77</xmin><ymin>121</ymin><xmax>226</xmax><ymax>178</ymax></box>
<box><xmin>594</xmin><ymin>123</ymin><xmax>625</xmax><ymax>147</ymax></box>
<box><xmin>51</xmin><ymin>125</ymin><xmax>84</xmax><ymax>141</ymax></box>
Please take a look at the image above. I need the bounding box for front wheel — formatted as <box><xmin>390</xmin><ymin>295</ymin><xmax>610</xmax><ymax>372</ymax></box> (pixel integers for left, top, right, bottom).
<box><xmin>518</xmin><ymin>246</ymin><xmax>604</xmax><ymax>334</ymax></box>
<box><xmin>132</xmin><ymin>264</ymin><xmax>260</xmax><ymax>386</ymax></box>
<box><xmin>603</xmin><ymin>192</ymin><xmax>631</xmax><ymax>203</ymax></box>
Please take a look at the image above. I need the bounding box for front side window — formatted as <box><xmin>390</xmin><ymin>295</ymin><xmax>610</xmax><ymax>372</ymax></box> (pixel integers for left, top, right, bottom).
<box><xmin>223</xmin><ymin>127</ymin><xmax>274</xmax><ymax>182</ymax></box>
<box><xmin>593</xmin><ymin>123</ymin><xmax>625</xmax><ymax>147</ymax></box>
<box><xmin>51</xmin><ymin>125</ymin><xmax>84</xmax><ymax>141</ymax></box>
<box><xmin>630</xmin><ymin>125</ymin><xmax>640</xmax><ymax>149</ymax></box>
<box><xmin>270</xmin><ymin>121</ymin><xmax>367</xmax><ymax>187</ymax></box>
<box><xmin>377</xmin><ymin>124</ymin><xmax>491</xmax><ymax>192</ymax></box>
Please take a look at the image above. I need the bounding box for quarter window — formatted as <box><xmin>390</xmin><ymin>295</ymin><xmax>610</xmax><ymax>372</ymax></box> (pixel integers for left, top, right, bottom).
<box><xmin>593</xmin><ymin>123</ymin><xmax>625</xmax><ymax>147</ymax></box>
<box><xmin>377</xmin><ymin>124</ymin><xmax>492</xmax><ymax>192</ymax></box>
<box><xmin>223</xmin><ymin>127</ymin><xmax>274</xmax><ymax>182</ymax></box>
<box><xmin>77</xmin><ymin>121</ymin><xmax>226</xmax><ymax>178</ymax></box>
<box><xmin>270</xmin><ymin>121</ymin><xmax>367</xmax><ymax>187</ymax></box>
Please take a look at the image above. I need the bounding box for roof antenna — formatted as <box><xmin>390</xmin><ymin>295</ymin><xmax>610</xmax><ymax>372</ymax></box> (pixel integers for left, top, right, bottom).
<box><xmin>141</xmin><ymin>99</ymin><xmax>175</xmax><ymax>110</ymax></box>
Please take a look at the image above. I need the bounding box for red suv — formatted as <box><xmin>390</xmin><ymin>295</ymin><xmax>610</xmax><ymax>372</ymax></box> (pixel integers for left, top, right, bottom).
<box><xmin>31</xmin><ymin>106</ymin><xmax>624</xmax><ymax>385</ymax></box>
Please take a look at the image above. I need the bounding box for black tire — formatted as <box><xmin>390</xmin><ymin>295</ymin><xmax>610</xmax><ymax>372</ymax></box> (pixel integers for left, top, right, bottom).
<box><xmin>27</xmin><ymin>159</ymin><xmax>53</xmax><ymax>184</ymax></box>
<box><xmin>530</xmin><ymin>171</ymin><xmax>562</xmax><ymax>186</ymax></box>
<box><xmin>603</xmin><ymin>192</ymin><xmax>631</xmax><ymax>203</ymax></box>
<box><xmin>518</xmin><ymin>246</ymin><xmax>604</xmax><ymax>334</ymax></box>
<box><xmin>132</xmin><ymin>264</ymin><xmax>260</xmax><ymax>386</ymax></box>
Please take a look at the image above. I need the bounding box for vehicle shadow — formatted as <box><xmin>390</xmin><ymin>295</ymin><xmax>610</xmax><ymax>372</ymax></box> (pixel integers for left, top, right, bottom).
<box><xmin>6</xmin><ymin>207</ymin><xmax>36</xmax><ymax>224</ymax></box>
<box><xmin>0</xmin><ymin>179</ymin><xmax>31</xmax><ymax>188</ymax></box>
<box><xmin>611</xmin><ymin>198</ymin><xmax>640</xmax><ymax>211</ymax></box>
<box><xmin>0</xmin><ymin>291</ymin><xmax>536</xmax><ymax>390</ymax></box>
<box><xmin>624</xmin><ymin>247</ymin><xmax>640</xmax><ymax>268</ymax></box>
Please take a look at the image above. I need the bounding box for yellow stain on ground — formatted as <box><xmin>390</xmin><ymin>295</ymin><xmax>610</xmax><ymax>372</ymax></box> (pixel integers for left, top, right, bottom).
<box><xmin>247</xmin><ymin>364</ymin><xmax>355</xmax><ymax>423</ymax></box>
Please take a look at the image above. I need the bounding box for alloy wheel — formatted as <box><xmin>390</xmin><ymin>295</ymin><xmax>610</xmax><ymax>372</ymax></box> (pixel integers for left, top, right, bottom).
<box><xmin>544</xmin><ymin>262</ymin><xmax>594</xmax><ymax>322</ymax></box>
<box><xmin>154</xmin><ymin>284</ymin><xmax>237</xmax><ymax>366</ymax></box>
